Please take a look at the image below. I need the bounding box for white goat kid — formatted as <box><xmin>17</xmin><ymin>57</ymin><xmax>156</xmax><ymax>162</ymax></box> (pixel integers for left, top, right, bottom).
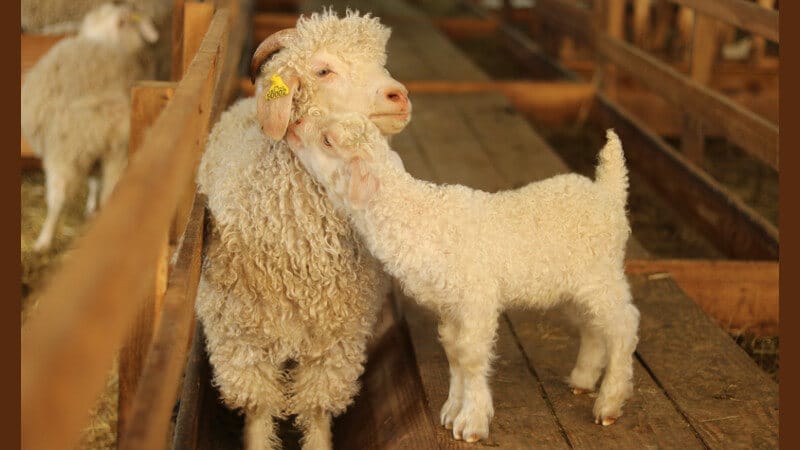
<box><xmin>286</xmin><ymin>111</ymin><xmax>641</xmax><ymax>443</ymax></box>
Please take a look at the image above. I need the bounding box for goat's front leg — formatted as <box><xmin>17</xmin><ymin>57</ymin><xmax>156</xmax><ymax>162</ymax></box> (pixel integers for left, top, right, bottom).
<box><xmin>291</xmin><ymin>341</ymin><xmax>366</xmax><ymax>450</ymax></box>
<box><xmin>439</xmin><ymin>319</ymin><xmax>465</xmax><ymax>430</ymax></box>
<box><xmin>443</xmin><ymin>307</ymin><xmax>499</xmax><ymax>443</ymax></box>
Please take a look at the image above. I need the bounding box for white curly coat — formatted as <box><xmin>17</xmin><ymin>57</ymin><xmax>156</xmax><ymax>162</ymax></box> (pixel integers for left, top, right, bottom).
<box><xmin>195</xmin><ymin>10</ymin><xmax>411</xmax><ymax>450</ymax></box>
<box><xmin>286</xmin><ymin>112</ymin><xmax>641</xmax><ymax>443</ymax></box>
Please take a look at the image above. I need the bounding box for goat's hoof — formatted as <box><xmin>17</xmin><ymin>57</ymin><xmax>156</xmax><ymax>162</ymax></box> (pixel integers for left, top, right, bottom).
<box><xmin>572</xmin><ymin>387</ymin><xmax>591</xmax><ymax>395</ymax></box>
<box><xmin>452</xmin><ymin>408</ymin><xmax>491</xmax><ymax>444</ymax></box>
<box><xmin>594</xmin><ymin>416</ymin><xmax>618</xmax><ymax>426</ymax></box>
<box><xmin>465</xmin><ymin>434</ymin><xmax>482</xmax><ymax>443</ymax></box>
<box><xmin>440</xmin><ymin>398</ymin><xmax>461</xmax><ymax>430</ymax></box>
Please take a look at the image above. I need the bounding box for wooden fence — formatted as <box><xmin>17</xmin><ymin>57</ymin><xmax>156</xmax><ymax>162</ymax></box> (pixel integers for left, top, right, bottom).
<box><xmin>21</xmin><ymin>1</ymin><xmax>248</xmax><ymax>449</ymax></box>
<box><xmin>490</xmin><ymin>0</ymin><xmax>779</xmax><ymax>260</ymax></box>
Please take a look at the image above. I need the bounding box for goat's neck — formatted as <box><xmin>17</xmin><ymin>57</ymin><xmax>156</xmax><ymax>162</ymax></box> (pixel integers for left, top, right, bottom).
<box><xmin>347</xmin><ymin>164</ymin><xmax>455</xmax><ymax>277</ymax></box>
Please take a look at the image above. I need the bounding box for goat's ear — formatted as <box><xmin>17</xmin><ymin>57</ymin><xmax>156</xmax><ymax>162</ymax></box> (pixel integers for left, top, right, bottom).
<box><xmin>256</xmin><ymin>72</ymin><xmax>299</xmax><ymax>141</ymax></box>
<box><xmin>347</xmin><ymin>158</ymin><xmax>379</xmax><ymax>209</ymax></box>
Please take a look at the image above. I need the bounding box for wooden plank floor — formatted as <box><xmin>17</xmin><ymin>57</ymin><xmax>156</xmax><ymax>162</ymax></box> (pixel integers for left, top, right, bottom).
<box><xmin>190</xmin><ymin>1</ymin><xmax>777</xmax><ymax>448</ymax></box>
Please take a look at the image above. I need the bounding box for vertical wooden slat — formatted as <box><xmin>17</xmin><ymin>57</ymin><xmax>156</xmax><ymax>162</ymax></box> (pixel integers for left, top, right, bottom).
<box><xmin>604</xmin><ymin>0</ymin><xmax>624</xmax><ymax>99</ymax></box>
<box><xmin>681</xmin><ymin>12</ymin><xmax>718</xmax><ymax>165</ymax></box>
<box><xmin>676</xmin><ymin>6</ymin><xmax>695</xmax><ymax>61</ymax></box>
<box><xmin>633</xmin><ymin>0</ymin><xmax>650</xmax><ymax>47</ymax></box>
<box><xmin>751</xmin><ymin>0</ymin><xmax>776</xmax><ymax>66</ymax></box>
<box><xmin>173</xmin><ymin>1</ymin><xmax>215</xmax><ymax>244</ymax></box>
<box><xmin>117</xmin><ymin>81</ymin><xmax>176</xmax><ymax>441</ymax></box>
<box><xmin>182</xmin><ymin>2</ymin><xmax>216</xmax><ymax>75</ymax></box>
<box><xmin>171</xmin><ymin>0</ymin><xmax>187</xmax><ymax>80</ymax></box>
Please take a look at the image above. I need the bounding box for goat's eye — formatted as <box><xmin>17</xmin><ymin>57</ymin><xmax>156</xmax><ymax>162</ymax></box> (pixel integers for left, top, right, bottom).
<box><xmin>323</xmin><ymin>135</ymin><xmax>332</xmax><ymax>147</ymax></box>
<box><xmin>316</xmin><ymin>68</ymin><xmax>332</xmax><ymax>77</ymax></box>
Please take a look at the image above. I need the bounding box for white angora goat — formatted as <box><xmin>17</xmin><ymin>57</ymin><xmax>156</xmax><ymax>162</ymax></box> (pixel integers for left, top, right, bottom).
<box><xmin>285</xmin><ymin>111</ymin><xmax>640</xmax><ymax>443</ymax></box>
<box><xmin>194</xmin><ymin>10</ymin><xmax>412</xmax><ymax>450</ymax></box>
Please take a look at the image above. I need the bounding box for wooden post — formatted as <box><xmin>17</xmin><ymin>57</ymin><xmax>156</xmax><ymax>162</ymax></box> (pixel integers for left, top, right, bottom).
<box><xmin>604</xmin><ymin>0</ymin><xmax>625</xmax><ymax>100</ymax></box>
<box><xmin>171</xmin><ymin>0</ymin><xmax>186</xmax><ymax>80</ymax></box>
<box><xmin>681</xmin><ymin>12</ymin><xmax>718</xmax><ymax>166</ymax></box>
<box><xmin>633</xmin><ymin>0</ymin><xmax>650</xmax><ymax>48</ymax></box>
<box><xmin>676</xmin><ymin>6</ymin><xmax>694</xmax><ymax>61</ymax></box>
<box><xmin>751</xmin><ymin>0</ymin><xmax>776</xmax><ymax>67</ymax></box>
<box><xmin>117</xmin><ymin>81</ymin><xmax>176</xmax><ymax>443</ymax></box>
<box><xmin>173</xmin><ymin>1</ymin><xmax>215</xmax><ymax>244</ymax></box>
<box><xmin>650</xmin><ymin>0</ymin><xmax>674</xmax><ymax>52</ymax></box>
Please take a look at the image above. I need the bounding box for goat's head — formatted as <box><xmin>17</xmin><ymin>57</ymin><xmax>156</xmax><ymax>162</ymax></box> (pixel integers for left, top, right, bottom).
<box><xmin>286</xmin><ymin>110</ymin><xmax>386</xmax><ymax>210</ymax></box>
<box><xmin>251</xmin><ymin>9</ymin><xmax>411</xmax><ymax>141</ymax></box>
<box><xmin>79</xmin><ymin>3</ymin><xmax>159</xmax><ymax>50</ymax></box>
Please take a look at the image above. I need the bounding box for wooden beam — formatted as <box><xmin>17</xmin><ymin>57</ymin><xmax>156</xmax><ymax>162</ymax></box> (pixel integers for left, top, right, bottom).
<box><xmin>668</xmin><ymin>0</ymin><xmax>778</xmax><ymax>42</ymax></box>
<box><xmin>118</xmin><ymin>194</ymin><xmax>205</xmax><ymax>450</ymax></box>
<box><xmin>433</xmin><ymin>17</ymin><xmax>499</xmax><ymax>39</ymax></box>
<box><xmin>681</xmin><ymin>12</ymin><xmax>719</xmax><ymax>165</ymax></box>
<box><xmin>613</xmin><ymin>87</ymin><xmax>778</xmax><ymax>137</ymax></box>
<box><xmin>117</xmin><ymin>81</ymin><xmax>176</xmax><ymax>439</ymax></box>
<box><xmin>21</xmin><ymin>9</ymin><xmax>230</xmax><ymax>450</ymax></box>
<box><xmin>626</xmin><ymin>259</ymin><xmax>778</xmax><ymax>336</ymax></box>
<box><xmin>590</xmin><ymin>94</ymin><xmax>778</xmax><ymax>259</ymax></box>
<box><xmin>597</xmin><ymin>34</ymin><xmax>778</xmax><ymax>168</ymax></box>
<box><xmin>21</xmin><ymin>139</ymin><xmax>40</xmax><ymax>170</ymax></box>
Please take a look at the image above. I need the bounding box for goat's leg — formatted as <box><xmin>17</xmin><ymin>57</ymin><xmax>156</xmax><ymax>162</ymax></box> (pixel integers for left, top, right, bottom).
<box><xmin>565</xmin><ymin>304</ymin><xmax>608</xmax><ymax>394</ymax></box>
<box><xmin>99</xmin><ymin>147</ymin><xmax>128</xmax><ymax>206</ymax></box>
<box><xmin>244</xmin><ymin>407</ymin><xmax>280</xmax><ymax>450</ymax></box>
<box><xmin>291</xmin><ymin>341</ymin><xmax>367</xmax><ymax>450</ymax></box>
<box><xmin>34</xmin><ymin>167</ymin><xmax>73</xmax><ymax>251</ymax></box>
<box><xmin>204</xmin><ymin>338</ymin><xmax>284</xmax><ymax>448</ymax></box>
<box><xmin>438</xmin><ymin>319</ymin><xmax>465</xmax><ymax>430</ymax></box>
<box><xmin>295</xmin><ymin>408</ymin><xmax>332</xmax><ymax>450</ymax></box>
<box><xmin>589</xmin><ymin>283</ymin><xmax>640</xmax><ymax>426</ymax></box>
<box><xmin>450</xmin><ymin>307</ymin><xmax>498</xmax><ymax>443</ymax></box>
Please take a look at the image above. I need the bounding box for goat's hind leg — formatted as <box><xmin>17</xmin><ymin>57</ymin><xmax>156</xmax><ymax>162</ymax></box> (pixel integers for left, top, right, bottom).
<box><xmin>33</xmin><ymin>164</ymin><xmax>75</xmax><ymax>251</ymax></box>
<box><xmin>586</xmin><ymin>282</ymin><xmax>640</xmax><ymax>426</ymax></box>
<box><xmin>565</xmin><ymin>303</ymin><xmax>607</xmax><ymax>395</ymax></box>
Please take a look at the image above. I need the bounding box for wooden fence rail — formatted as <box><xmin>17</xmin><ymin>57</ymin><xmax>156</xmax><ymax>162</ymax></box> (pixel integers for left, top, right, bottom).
<box><xmin>668</xmin><ymin>0</ymin><xmax>779</xmax><ymax>42</ymax></box>
<box><xmin>535</xmin><ymin>0</ymin><xmax>779</xmax><ymax>169</ymax></box>
<box><xmin>20</xmin><ymin>5</ymin><xmax>241</xmax><ymax>449</ymax></box>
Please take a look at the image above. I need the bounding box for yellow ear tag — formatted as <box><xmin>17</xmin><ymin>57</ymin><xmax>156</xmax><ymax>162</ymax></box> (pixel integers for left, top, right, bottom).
<box><xmin>130</xmin><ymin>12</ymin><xmax>142</xmax><ymax>23</ymax></box>
<box><xmin>264</xmin><ymin>74</ymin><xmax>290</xmax><ymax>101</ymax></box>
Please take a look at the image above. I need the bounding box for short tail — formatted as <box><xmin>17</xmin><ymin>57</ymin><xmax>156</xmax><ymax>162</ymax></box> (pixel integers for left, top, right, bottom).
<box><xmin>594</xmin><ymin>129</ymin><xmax>629</xmax><ymax>207</ymax></box>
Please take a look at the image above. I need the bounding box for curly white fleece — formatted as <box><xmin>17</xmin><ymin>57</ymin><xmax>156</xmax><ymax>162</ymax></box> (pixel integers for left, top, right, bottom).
<box><xmin>288</xmin><ymin>112</ymin><xmax>641</xmax><ymax>443</ymax></box>
<box><xmin>195</xmin><ymin>10</ymin><xmax>397</xmax><ymax>450</ymax></box>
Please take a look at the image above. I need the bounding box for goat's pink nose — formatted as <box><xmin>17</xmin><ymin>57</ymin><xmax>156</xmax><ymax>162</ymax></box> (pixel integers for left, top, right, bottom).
<box><xmin>384</xmin><ymin>88</ymin><xmax>409</xmax><ymax>108</ymax></box>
